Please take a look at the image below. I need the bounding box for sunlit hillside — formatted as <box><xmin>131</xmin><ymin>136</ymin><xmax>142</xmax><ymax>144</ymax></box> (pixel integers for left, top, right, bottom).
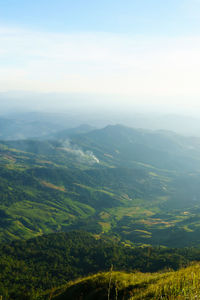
<box><xmin>51</xmin><ymin>263</ymin><xmax>200</xmax><ymax>300</ymax></box>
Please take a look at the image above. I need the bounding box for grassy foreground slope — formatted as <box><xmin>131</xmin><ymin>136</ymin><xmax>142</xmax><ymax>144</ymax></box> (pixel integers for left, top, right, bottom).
<box><xmin>52</xmin><ymin>263</ymin><xmax>200</xmax><ymax>300</ymax></box>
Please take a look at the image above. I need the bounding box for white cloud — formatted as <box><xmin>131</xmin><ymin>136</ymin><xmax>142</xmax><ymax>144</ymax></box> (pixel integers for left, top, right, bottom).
<box><xmin>1</xmin><ymin>27</ymin><xmax>200</xmax><ymax>110</ymax></box>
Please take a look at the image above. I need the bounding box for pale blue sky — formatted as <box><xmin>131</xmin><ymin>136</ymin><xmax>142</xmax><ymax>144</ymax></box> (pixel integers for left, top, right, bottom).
<box><xmin>1</xmin><ymin>0</ymin><xmax>200</xmax><ymax>113</ymax></box>
<box><xmin>0</xmin><ymin>0</ymin><xmax>199</xmax><ymax>35</ymax></box>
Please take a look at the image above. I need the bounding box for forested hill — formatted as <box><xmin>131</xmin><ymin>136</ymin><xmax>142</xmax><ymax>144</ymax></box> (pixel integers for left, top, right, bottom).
<box><xmin>70</xmin><ymin>124</ymin><xmax>200</xmax><ymax>171</ymax></box>
<box><xmin>1</xmin><ymin>125</ymin><xmax>200</xmax><ymax>246</ymax></box>
<box><xmin>1</xmin><ymin>230</ymin><xmax>200</xmax><ymax>299</ymax></box>
<box><xmin>5</xmin><ymin>124</ymin><xmax>200</xmax><ymax>171</ymax></box>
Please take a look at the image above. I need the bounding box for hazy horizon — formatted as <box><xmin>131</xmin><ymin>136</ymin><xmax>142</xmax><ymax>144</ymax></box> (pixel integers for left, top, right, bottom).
<box><xmin>1</xmin><ymin>91</ymin><xmax>200</xmax><ymax>117</ymax></box>
<box><xmin>1</xmin><ymin>93</ymin><xmax>200</xmax><ymax>137</ymax></box>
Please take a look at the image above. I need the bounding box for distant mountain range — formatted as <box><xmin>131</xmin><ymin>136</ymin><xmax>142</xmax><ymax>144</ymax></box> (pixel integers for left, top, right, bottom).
<box><xmin>1</xmin><ymin>124</ymin><xmax>200</xmax><ymax>247</ymax></box>
<box><xmin>2</xmin><ymin>111</ymin><xmax>200</xmax><ymax>139</ymax></box>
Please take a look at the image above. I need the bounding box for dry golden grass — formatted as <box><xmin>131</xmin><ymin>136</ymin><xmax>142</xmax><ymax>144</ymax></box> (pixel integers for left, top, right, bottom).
<box><xmin>52</xmin><ymin>263</ymin><xmax>200</xmax><ymax>300</ymax></box>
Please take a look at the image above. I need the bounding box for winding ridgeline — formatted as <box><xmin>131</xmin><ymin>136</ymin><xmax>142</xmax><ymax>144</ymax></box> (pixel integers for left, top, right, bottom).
<box><xmin>1</xmin><ymin>124</ymin><xmax>200</xmax><ymax>298</ymax></box>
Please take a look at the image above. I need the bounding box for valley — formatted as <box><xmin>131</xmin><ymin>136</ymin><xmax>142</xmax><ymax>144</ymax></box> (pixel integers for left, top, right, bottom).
<box><xmin>1</xmin><ymin>123</ymin><xmax>200</xmax><ymax>298</ymax></box>
<box><xmin>1</xmin><ymin>125</ymin><xmax>200</xmax><ymax>247</ymax></box>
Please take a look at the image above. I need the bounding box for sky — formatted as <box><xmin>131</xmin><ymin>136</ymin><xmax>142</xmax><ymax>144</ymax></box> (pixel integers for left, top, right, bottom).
<box><xmin>1</xmin><ymin>0</ymin><xmax>200</xmax><ymax>113</ymax></box>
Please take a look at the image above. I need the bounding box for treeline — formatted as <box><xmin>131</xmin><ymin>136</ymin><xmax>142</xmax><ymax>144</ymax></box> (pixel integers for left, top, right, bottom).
<box><xmin>0</xmin><ymin>230</ymin><xmax>200</xmax><ymax>299</ymax></box>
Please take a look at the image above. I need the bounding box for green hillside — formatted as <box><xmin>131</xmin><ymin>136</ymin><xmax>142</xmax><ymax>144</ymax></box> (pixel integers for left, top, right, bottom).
<box><xmin>1</xmin><ymin>230</ymin><xmax>200</xmax><ymax>299</ymax></box>
<box><xmin>0</xmin><ymin>138</ymin><xmax>170</xmax><ymax>243</ymax></box>
<box><xmin>2</xmin><ymin>125</ymin><xmax>200</xmax><ymax>246</ymax></box>
<box><xmin>51</xmin><ymin>263</ymin><xmax>200</xmax><ymax>300</ymax></box>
